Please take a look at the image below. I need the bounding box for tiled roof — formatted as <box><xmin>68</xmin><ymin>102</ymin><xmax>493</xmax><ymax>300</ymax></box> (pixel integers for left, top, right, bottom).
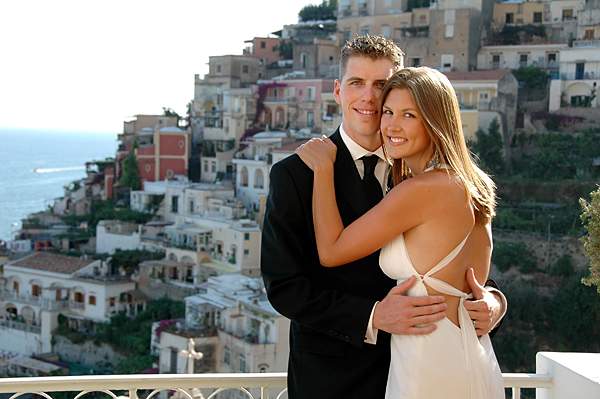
<box><xmin>9</xmin><ymin>252</ymin><xmax>95</xmax><ymax>275</ymax></box>
<box><xmin>272</xmin><ymin>139</ymin><xmax>310</xmax><ymax>153</ymax></box>
<box><xmin>444</xmin><ymin>69</ymin><xmax>511</xmax><ymax>82</ymax></box>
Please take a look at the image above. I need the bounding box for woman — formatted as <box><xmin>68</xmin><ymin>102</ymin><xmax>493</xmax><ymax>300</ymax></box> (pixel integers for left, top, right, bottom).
<box><xmin>296</xmin><ymin>67</ymin><xmax>504</xmax><ymax>398</ymax></box>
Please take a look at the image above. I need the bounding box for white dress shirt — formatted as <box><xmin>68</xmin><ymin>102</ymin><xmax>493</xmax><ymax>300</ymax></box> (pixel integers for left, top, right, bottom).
<box><xmin>339</xmin><ymin>124</ymin><xmax>388</xmax><ymax>344</ymax></box>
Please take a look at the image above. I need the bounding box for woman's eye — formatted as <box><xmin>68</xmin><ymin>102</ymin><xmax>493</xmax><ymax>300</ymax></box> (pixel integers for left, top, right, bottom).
<box><xmin>404</xmin><ymin>113</ymin><xmax>415</xmax><ymax>118</ymax></box>
<box><xmin>383</xmin><ymin>109</ymin><xmax>393</xmax><ymax>115</ymax></box>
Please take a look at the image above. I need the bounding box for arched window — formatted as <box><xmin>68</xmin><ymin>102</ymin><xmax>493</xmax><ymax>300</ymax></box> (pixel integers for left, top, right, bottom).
<box><xmin>254</xmin><ymin>169</ymin><xmax>264</xmax><ymax>189</ymax></box>
<box><xmin>240</xmin><ymin>167</ymin><xmax>249</xmax><ymax>187</ymax></box>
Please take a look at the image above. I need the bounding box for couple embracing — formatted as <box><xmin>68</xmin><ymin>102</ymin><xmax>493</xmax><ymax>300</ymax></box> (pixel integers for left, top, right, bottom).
<box><xmin>261</xmin><ymin>35</ymin><xmax>507</xmax><ymax>399</ymax></box>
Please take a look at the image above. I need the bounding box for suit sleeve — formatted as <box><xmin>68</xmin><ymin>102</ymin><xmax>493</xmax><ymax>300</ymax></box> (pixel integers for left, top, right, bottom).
<box><xmin>485</xmin><ymin>279</ymin><xmax>506</xmax><ymax>338</ymax></box>
<box><xmin>261</xmin><ymin>161</ymin><xmax>376</xmax><ymax>348</ymax></box>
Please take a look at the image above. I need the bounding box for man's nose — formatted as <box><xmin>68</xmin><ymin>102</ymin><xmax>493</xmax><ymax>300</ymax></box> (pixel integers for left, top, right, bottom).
<box><xmin>361</xmin><ymin>84</ymin><xmax>378</xmax><ymax>102</ymax></box>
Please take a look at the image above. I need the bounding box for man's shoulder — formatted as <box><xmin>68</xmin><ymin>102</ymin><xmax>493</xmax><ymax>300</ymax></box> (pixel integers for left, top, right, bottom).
<box><xmin>271</xmin><ymin>153</ymin><xmax>309</xmax><ymax>179</ymax></box>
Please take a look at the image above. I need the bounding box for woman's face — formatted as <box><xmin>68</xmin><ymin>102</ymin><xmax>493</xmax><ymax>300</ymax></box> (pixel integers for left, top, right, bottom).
<box><xmin>380</xmin><ymin>88</ymin><xmax>432</xmax><ymax>162</ymax></box>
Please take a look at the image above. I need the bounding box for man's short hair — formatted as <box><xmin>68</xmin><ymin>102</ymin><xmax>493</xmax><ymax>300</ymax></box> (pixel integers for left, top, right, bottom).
<box><xmin>339</xmin><ymin>34</ymin><xmax>404</xmax><ymax>79</ymax></box>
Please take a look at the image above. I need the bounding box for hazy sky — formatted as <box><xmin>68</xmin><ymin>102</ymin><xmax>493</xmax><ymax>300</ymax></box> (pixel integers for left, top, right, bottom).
<box><xmin>0</xmin><ymin>0</ymin><xmax>315</xmax><ymax>133</ymax></box>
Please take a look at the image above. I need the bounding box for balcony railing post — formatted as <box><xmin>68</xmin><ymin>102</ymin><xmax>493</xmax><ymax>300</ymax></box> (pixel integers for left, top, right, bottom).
<box><xmin>511</xmin><ymin>387</ymin><xmax>521</xmax><ymax>399</ymax></box>
<box><xmin>129</xmin><ymin>388</ymin><xmax>139</xmax><ymax>399</ymax></box>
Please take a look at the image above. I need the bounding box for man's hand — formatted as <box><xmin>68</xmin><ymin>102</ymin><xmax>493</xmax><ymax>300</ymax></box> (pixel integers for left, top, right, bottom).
<box><xmin>373</xmin><ymin>276</ymin><xmax>447</xmax><ymax>335</ymax></box>
<box><xmin>465</xmin><ymin>268</ymin><xmax>502</xmax><ymax>336</ymax></box>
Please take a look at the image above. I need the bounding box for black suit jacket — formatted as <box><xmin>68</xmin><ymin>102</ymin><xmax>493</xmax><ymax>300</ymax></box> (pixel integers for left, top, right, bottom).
<box><xmin>261</xmin><ymin>130</ymin><xmax>395</xmax><ymax>399</ymax></box>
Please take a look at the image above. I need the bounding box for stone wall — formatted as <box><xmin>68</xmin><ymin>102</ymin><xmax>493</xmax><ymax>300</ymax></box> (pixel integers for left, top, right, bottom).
<box><xmin>53</xmin><ymin>335</ymin><xmax>125</xmax><ymax>370</ymax></box>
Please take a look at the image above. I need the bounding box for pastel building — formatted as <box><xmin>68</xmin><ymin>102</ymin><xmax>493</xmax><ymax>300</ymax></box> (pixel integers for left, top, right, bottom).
<box><xmin>155</xmin><ymin>274</ymin><xmax>289</xmax><ymax>375</ymax></box>
<box><xmin>259</xmin><ymin>78</ymin><xmax>335</xmax><ymax>132</ymax></box>
<box><xmin>336</xmin><ymin>0</ymin><xmax>491</xmax><ymax>72</ymax></box>
<box><xmin>549</xmin><ymin>42</ymin><xmax>600</xmax><ymax>111</ymax></box>
<box><xmin>136</xmin><ymin>126</ymin><xmax>190</xmax><ymax>183</ymax></box>
<box><xmin>477</xmin><ymin>43</ymin><xmax>566</xmax><ymax>75</ymax></box>
<box><xmin>445</xmin><ymin>69</ymin><xmax>519</xmax><ymax>141</ymax></box>
<box><xmin>0</xmin><ymin>252</ymin><xmax>142</xmax><ymax>356</ymax></box>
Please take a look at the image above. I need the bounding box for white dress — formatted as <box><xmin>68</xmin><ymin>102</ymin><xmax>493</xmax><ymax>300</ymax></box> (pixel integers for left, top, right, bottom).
<box><xmin>379</xmin><ymin>232</ymin><xmax>505</xmax><ymax>399</ymax></box>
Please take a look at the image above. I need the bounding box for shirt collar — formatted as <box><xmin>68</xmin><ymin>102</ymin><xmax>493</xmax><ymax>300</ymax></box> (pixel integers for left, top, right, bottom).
<box><xmin>339</xmin><ymin>123</ymin><xmax>386</xmax><ymax>162</ymax></box>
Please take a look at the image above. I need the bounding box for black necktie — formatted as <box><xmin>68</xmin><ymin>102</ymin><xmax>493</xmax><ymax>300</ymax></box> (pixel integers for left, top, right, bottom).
<box><xmin>361</xmin><ymin>155</ymin><xmax>383</xmax><ymax>208</ymax></box>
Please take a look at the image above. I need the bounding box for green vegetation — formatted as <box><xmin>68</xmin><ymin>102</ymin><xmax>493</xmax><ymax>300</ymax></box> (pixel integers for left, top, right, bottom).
<box><xmin>512</xmin><ymin>66</ymin><xmax>549</xmax><ymax>91</ymax></box>
<box><xmin>108</xmin><ymin>249</ymin><xmax>165</xmax><ymax>274</ymax></box>
<box><xmin>471</xmin><ymin>118</ymin><xmax>505</xmax><ymax>175</ymax></box>
<box><xmin>406</xmin><ymin>0</ymin><xmax>430</xmax><ymax>11</ymax></box>
<box><xmin>119</xmin><ymin>149</ymin><xmax>141</xmax><ymax>191</ymax></box>
<box><xmin>492</xmin><ymin>242</ymin><xmax>537</xmax><ymax>273</ymax></box>
<box><xmin>580</xmin><ymin>186</ymin><xmax>600</xmax><ymax>293</ymax></box>
<box><xmin>62</xmin><ymin>200</ymin><xmax>153</xmax><ymax>231</ymax></box>
<box><xmin>55</xmin><ymin>298</ymin><xmax>184</xmax><ymax>374</ymax></box>
<box><xmin>494</xmin><ymin>271</ymin><xmax>600</xmax><ymax>372</ymax></box>
<box><xmin>298</xmin><ymin>0</ymin><xmax>337</xmax><ymax>21</ymax></box>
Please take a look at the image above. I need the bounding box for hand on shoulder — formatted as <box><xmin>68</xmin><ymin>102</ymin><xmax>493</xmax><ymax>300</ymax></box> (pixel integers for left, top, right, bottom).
<box><xmin>295</xmin><ymin>137</ymin><xmax>337</xmax><ymax>172</ymax></box>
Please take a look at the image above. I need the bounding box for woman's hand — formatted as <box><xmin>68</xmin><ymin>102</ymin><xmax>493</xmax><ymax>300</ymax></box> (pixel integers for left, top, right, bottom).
<box><xmin>295</xmin><ymin>137</ymin><xmax>337</xmax><ymax>172</ymax></box>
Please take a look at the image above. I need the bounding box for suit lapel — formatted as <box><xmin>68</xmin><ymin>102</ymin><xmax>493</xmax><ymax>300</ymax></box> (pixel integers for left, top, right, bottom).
<box><xmin>330</xmin><ymin>130</ymin><xmax>372</xmax><ymax>221</ymax></box>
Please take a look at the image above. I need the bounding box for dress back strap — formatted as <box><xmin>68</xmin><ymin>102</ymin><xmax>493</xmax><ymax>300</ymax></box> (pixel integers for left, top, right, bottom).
<box><xmin>424</xmin><ymin>234</ymin><xmax>470</xmax><ymax>278</ymax></box>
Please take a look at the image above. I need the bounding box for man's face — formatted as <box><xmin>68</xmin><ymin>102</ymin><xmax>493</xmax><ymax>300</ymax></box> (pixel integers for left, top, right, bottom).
<box><xmin>334</xmin><ymin>56</ymin><xmax>396</xmax><ymax>150</ymax></box>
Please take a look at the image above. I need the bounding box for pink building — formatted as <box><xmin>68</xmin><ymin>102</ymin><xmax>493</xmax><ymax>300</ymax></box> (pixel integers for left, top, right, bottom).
<box><xmin>136</xmin><ymin>127</ymin><xmax>190</xmax><ymax>182</ymax></box>
<box><xmin>244</xmin><ymin>37</ymin><xmax>282</xmax><ymax>66</ymax></box>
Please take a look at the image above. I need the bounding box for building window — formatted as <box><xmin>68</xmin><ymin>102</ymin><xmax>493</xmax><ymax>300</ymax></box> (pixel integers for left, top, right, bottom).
<box><xmin>307</xmin><ymin>87</ymin><xmax>315</xmax><ymax>101</ymax></box>
<box><xmin>145</xmin><ymin>164</ymin><xmax>151</xmax><ymax>173</ymax></box>
<box><xmin>479</xmin><ymin>92</ymin><xmax>489</xmax><ymax>101</ymax></box>
<box><xmin>519</xmin><ymin>53</ymin><xmax>528</xmax><ymax>67</ymax></box>
<box><xmin>211</xmin><ymin>161</ymin><xmax>216</xmax><ymax>173</ymax></box>
<box><xmin>166</xmin><ymin>169</ymin><xmax>174</xmax><ymax>179</ymax></box>
<box><xmin>244</xmin><ymin>233</ymin><xmax>250</xmax><ymax>240</ymax></box>
<box><xmin>307</xmin><ymin>111</ymin><xmax>314</xmax><ymax>127</ymax></box>
<box><xmin>31</xmin><ymin>284</ymin><xmax>41</xmax><ymax>297</ymax></box>
<box><xmin>242</xmin><ymin>65</ymin><xmax>249</xmax><ymax>74</ymax></box>
<box><xmin>224</xmin><ymin>346</ymin><xmax>230</xmax><ymax>365</ymax></box>
<box><xmin>381</xmin><ymin>25</ymin><xmax>392</xmax><ymax>39</ymax></box>
<box><xmin>74</xmin><ymin>292</ymin><xmax>84</xmax><ymax>303</ymax></box>
<box><xmin>171</xmin><ymin>195</ymin><xmax>179</xmax><ymax>213</ymax></box>
<box><xmin>445</xmin><ymin>24</ymin><xmax>454</xmax><ymax>38</ymax></box>
<box><xmin>505</xmin><ymin>13</ymin><xmax>514</xmax><ymax>24</ymax></box>
<box><xmin>300</xmin><ymin>53</ymin><xmax>307</xmax><ymax>69</ymax></box>
<box><xmin>260</xmin><ymin>41</ymin><xmax>266</xmax><ymax>49</ymax></box>
<box><xmin>411</xmin><ymin>58</ymin><xmax>421</xmax><ymax>67</ymax></box>
<box><xmin>89</xmin><ymin>295</ymin><xmax>96</xmax><ymax>305</ymax></box>
<box><xmin>203</xmin><ymin>160</ymin><xmax>208</xmax><ymax>173</ymax></box>
<box><xmin>254</xmin><ymin>169</ymin><xmax>264</xmax><ymax>189</ymax></box>
<box><xmin>109</xmin><ymin>297</ymin><xmax>116</xmax><ymax>307</ymax></box>
<box><xmin>216</xmin><ymin>64</ymin><xmax>222</xmax><ymax>73</ymax></box>
<box><xmin>562</xmin><ymin>9</ymin><xmax>573</xmax><ymax>21</ymax></box>
<box><xmin>571</xmin><ymin>95</ymin><xmax>591</xmax><ymax>107</ymax></box>
<box><xmin>584</xmin><ymin>29</ymin><xmax>594</xmax><ymax>40</ymax></box>
<box><xmin>441</xmin><ymin>54</ymin><xmax>453</xmax><ymax>71</ymax></box>
<box><xmin>189</xmin><ymin>200</ymin><xmax>194</xmax><ymax>214</ymax></box>
<box><xmin>492</xmin><ymin>54</ymin><xmax>500</xmax><ymax>68</ymax></box>
<box><xmin>239</xmin><ymin>354</ymin><xmax>246</xmax><ymax>372</ymax></box>
<box><xmin>547</xmin><ymin>53</ymin><xmax>557</xmax><ymax>65</ymax></box>
<box><xmin>240</xmin><ymin>167</ymin><xmax>249</xmax><ymax>187</ymax></box>
<box><xmin>13</xmin><ymin>281</ymin><xmax>19</xmax><ymax>294</ymax></box>
<box><xmin>244</xmin><ymin>249</ymin><xmax>250</xmax><ymax>256</ymax></box>
<box><xmin>533</xmin><ymin>12</ymin><xmax>542</xmax><ymax>23</ymax></box>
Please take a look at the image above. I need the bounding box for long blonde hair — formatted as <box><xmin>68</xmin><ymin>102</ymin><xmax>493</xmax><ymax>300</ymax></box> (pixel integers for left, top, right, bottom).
<box><xmin>380</xmin><ymin>67</ymin><xmax>497</xmax><ymax>223</ymax></box>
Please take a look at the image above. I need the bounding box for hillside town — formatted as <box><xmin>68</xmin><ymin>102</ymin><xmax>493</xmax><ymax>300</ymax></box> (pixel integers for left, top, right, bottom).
<box><xmin>0</xmin><ymin>0</ymin><xmax>599</xmax><ymax>381</ymax></box>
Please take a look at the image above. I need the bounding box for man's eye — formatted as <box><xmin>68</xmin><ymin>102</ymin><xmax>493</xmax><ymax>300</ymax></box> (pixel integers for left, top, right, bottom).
<box><xmin>349</xmin><ymin>81</ymin><xmax>361</xmax><ymax>86</ymax></box>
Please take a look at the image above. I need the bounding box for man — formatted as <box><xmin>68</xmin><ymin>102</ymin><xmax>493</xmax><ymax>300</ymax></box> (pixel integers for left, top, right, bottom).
<box><xmin>261</xmin><ymin>35</ymin><xmax>505</xmax><ymax>398</ymax></box>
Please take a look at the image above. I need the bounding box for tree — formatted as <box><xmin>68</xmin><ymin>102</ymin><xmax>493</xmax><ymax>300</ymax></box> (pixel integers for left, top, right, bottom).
<box><xmin>472</xmin><ymin>118</ymin><xmax>505</xmax><ymax>175</ymax></box>
<box><xmin>298</xmin><ymin>0</ymin><xmax>337</xmax><ymax>22</ymax></box>
<box><xmin>119</xmin><ymin>149</ymin><xmax>141</xmax><ymax>191</ymax></box>
<box><xmin>580</xmin><ymin>185</ymin><xmax>600</xmax><ymax>293</ymax></box>
<box><xmin>162</xmin><ymin>107</ymin><xmax>181</xmax><ymax>123</ymax></box>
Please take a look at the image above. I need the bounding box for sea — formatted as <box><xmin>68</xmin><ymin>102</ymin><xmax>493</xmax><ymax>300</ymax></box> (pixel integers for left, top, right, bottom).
<box><xmin>0</xmin><ymin>129</ymin><xmax>117</xmax><ymax>241</ymax></box>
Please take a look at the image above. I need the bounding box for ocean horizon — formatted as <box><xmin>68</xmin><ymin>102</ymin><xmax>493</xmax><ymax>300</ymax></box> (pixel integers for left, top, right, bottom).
<box><xmin>0</xmin><ymin>128</ymin><xmax>117</xmax><ymax>241</ymax></box>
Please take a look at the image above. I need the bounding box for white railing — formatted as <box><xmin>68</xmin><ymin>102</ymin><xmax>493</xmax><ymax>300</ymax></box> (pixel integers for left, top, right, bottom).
<box><xmin>504</xmin><ymin>373</ymin><xmax>553</xmax><ymax>399</ymax></box>
<box><xmin>0</xmin><ymin>373</ymin><xmax>288</xmax><ymax>399</ymax></box>
<box><xmin>0</xmin><ymin>372</ymin><xmax>556</xmax><ymax>399</ymax></box>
